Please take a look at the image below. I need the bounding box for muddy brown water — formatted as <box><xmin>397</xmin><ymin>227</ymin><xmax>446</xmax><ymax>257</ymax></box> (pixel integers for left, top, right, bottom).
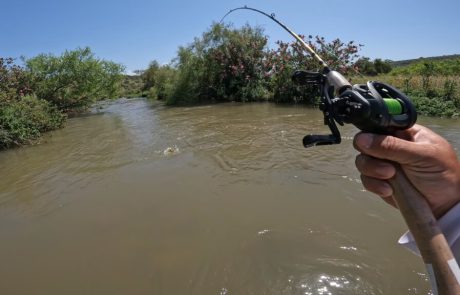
<box><xmin>1</xmin><ymin>98</ymin><xmax>460</xmax><ymax>295</ymax></box>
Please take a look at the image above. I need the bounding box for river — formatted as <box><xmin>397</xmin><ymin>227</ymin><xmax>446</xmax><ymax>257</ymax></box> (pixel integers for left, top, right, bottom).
<box><xmin>1</xmin><ymin>98</ymin><xmax>460</xmax><ymax>295</ymax></box>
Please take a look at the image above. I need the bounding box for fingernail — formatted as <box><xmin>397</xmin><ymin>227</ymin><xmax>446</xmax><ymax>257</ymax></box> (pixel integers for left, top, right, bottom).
<box><xmin>380</xmin><ymin>182</ymin><xmax>393</xmax><ymax>197</ymax></box>
<box><xmin>379</xmin><ymin>164</ymin><xmax>396</xmax><ymax>178</ymax></box>
<box><xmin>356</xmin><ymin>133</ymin><xmax>373</xmax><ymax>149</ymax></box>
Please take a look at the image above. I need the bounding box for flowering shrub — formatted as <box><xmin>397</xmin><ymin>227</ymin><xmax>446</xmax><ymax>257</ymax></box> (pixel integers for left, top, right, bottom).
<box><xmin>162</xmin><ymin>24</ymin><xmax>361</xmax><ymax>105</ymax></box>
<box><xmin>0</xmin><ymin>95</ymin><xmax>65</xmax><ymax>148</ymax></box>
<box><xmin>166</xmin><ymin>23</ymin><xmax>270</xmax><ymax>104</ymax></box>
<box><xmin>266</xmin><ymin>35</ymin><xmax>361</xmax><ymax>103</ymax></box>
<box><xmin>0</xmin><ymin>57</ymin><xmax>33</xmax><ymax>104</ymax></box>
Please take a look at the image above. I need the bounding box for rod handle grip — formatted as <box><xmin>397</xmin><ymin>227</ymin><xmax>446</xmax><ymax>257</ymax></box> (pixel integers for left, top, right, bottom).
<box><xmin>389</xmin><ymin>165</ymin><xmax>460</xmax><ymax>294</ymax></box>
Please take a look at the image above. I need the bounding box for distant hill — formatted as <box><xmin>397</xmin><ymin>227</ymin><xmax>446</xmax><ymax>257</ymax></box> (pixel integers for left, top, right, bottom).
<box><xmin>391</xmin><ymin>54</ymin><xmax>460</xmax><ymax>67</ymax></box>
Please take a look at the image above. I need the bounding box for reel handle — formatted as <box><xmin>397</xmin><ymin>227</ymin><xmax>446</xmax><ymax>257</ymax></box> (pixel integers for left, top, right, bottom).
<box><xmin>302</xmin><ymin>134</ymin><xmax>340</xmax><ymax>147</ymax></box>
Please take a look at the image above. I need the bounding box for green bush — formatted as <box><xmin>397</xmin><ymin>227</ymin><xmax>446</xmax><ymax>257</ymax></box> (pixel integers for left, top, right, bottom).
<box><xmin>0</xmin><ymin>96</ymin><xmax>66</xmax><ymax>148</ymax></box>
<box><xmin>120</xmin><ymin>75</ymin><xmax>144</xmax><ymax>98</ymax></box>
<box><xmin>348</xmin><ymin>58</ymin><xmax>393</xmax><ymax>76</ymax></box>
<box><xmin>370</xmin><ymin>74</ymin><xmax>459</xmax><ymax>109</ymax></box>
<box><xmin>1</xmin><ymin>49</ymin><xmax>125</xmax><ymax>149</ymax></box>
<box><xmin>391</xmin><ymin>58</ymin><xmax>460</xmax><ymax>77</ymax></box>
<box><xmin>145</xmin><ymin>65</ymin><xmax>176</xmax><ymax>100</ymax></box>
<box><xmin>411</xmin><ymin>96</ymin><xmax>459</xmax><ymax>118</ymax></box>
<box><xmin>167</xmin><ymin>46</ymin><xmax>205</xmax><ymax>105</ymax></box>
<box><xmin>25</xmin><ymin>47</ymin><xmax>124</xmax><ymax>111</ymax></box>
<box><xmin>147</xmin><ymin>86</ymin><xmax>158</xmax><ymax>99</ymax></box>
<box><xmin>158</xmin><ymin>24</ymin><xmax>361</xmax><ymax>105</ymax></box>
<box><xmin>442</xmin><ymin>78</ymin><xmax>458</xmax><ymax>103</ymax></box>
<box><xmin>164</xmin><ymin>23</ymin><xmax>270</xmax><ymax>105</ymax></box>
<box><xmin>142</xmin><ymin>60</ymin><xmax>159</xmax><ymax>92</ymax></box>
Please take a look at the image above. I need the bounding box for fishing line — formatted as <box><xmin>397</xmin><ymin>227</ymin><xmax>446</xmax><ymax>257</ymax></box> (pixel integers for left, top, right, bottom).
<box><xmin>220</xmin><ymin>6</ymin><xmax>328</xmax><ymax>69</ymax></box>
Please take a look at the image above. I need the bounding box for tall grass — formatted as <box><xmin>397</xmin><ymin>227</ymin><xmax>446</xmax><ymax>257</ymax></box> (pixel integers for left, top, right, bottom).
<box><xmin>351</xmin><ymin>74</ymin><xmax>460</xmax><ymax>117</ymax></box>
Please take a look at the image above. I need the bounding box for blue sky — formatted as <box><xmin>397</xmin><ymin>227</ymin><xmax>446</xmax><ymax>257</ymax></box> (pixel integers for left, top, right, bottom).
<box><xmin>1</xmin><ymin>0</ymin><xmax>459</xmax><ymax>73</ymax></box>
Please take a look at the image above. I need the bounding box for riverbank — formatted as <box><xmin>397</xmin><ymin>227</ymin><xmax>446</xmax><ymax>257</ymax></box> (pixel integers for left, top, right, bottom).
<box><xmin>133</xmin><ymin>23</ymin><xmax>460</xmax><ymax>118</ymax></box>
<box><xmin>0</xmin><ymin>49</ymin><xmax>124</xmax><ymax>149</ymax></box>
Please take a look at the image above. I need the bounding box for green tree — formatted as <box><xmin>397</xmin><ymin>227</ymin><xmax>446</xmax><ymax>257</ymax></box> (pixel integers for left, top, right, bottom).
<box><xmin>147</xmin><ymin>65</ymin><xmax>176</xmax><ymax>100</ymax></box>
<box><xmin>0</xmin><ymin>57</ymin><xmax>66</xmax><ymax>148</ymax></box>
<box><xmin>26</xmin><ymin>47</ymin><xmax>125</xmax><ymax>111</ymax></box>
<box><xmin>167</xmin><ymin>23</ymin><xmax>270</xmax><ymax>104</ymax></box>
<box><xmin>163</xmin><ymin>24</ymin><xmax>361</xmax><ymax>105</ymax></box>
<box><xmin>420</xmin><ymin>62</ymin><xmax>436</xmax><ymax>97</ymax></box>
<box><xmin>142</xmin><ymin>60</ymin><xmax>160</xmax><ymax>91</ymax></box>
<box><xmin>205</xmin><ymin>24</ymin><xmax>270</xmax><ymax>102</ymax></box>
<box><xmin>167</xmin><ymin>46</ymin><xmax>202</xmax><ymax>104</ymax></box>
<box><xmin>354</xmin><ymin>57</ymin><xmax>376</xmax><ymax>75</ymax></box>
<box><xmin>374</xmin><ymin>58</ymin><xmax>392</xmax><ymax>74</ymax></box>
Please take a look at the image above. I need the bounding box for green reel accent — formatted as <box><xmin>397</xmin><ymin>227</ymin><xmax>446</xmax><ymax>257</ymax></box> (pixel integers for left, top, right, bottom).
<box><xmin>384</xmin><ymin>98</ymin><xmax>403</xmax><ymax>115</ymax></box>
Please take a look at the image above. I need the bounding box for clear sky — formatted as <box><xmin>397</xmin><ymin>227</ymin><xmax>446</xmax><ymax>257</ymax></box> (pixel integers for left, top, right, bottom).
<box><xmin>1</xmin><ymin>0</ymin><xmax>459</xmax><ymax>73</ymax></box>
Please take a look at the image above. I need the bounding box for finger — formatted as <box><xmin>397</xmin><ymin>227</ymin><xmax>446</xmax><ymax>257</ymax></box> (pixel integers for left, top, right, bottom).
<box><xmin>353</xmin><ymin>132</ymin><xmax>433</xmax><ymax>165</ymax></box>
<box><xmin>360</xmin><ymin>175</ymin><xmax>397</xmax><ymax>208</ymax></box>
<box><xmin>360</xmin><ymin>174</ymin><xmax>393</xmax><ymax>198</ymax></box>
<box><xmin>355</xmin><ymin>154</ymin><xmax>396</xmax><ymax>179</ymax></box>
<box><xmin>394</xmin><ymin>124</ymin><xmax>422</xmax><ymax>140</ymax></box>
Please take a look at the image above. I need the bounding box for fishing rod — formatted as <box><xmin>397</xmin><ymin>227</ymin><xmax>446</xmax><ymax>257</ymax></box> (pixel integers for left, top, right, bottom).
<box><xmin>222</xmin><ymin>6</ymin><xmax>460</xmax><ymax>294</ymax></box>
<box><xmin>221</xmin><ymin>6</ymin><xmax>328</xmax><ymax>68</ymax></box>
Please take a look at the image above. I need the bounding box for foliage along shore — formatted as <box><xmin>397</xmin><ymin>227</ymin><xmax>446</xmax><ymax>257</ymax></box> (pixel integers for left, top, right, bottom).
<box><xmin>1</xmin><ymin>48</ymin><xmax>124</xmax><ymax>149</ymax></box>
<box><xmin>2</xmin><ymin>23</ymin><xmax>459</xmax><ymax>149</ymax></box>
<box><xmin>131</xmin><ymin>23</ymin><xmax>459</xmax><ymax>118</ymax></box>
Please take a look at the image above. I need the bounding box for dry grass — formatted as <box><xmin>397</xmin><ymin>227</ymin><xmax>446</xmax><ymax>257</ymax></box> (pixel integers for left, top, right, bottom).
<box><xmin>349</xmin><ymin>74</ymin><xmax>460</xmax><ymax>100</ymax></box>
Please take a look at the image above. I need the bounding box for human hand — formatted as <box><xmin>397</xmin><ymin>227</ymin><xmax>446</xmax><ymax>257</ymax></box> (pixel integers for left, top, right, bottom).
<box><xmin>353</xmin><ymin>124</ymin><xmax>460</xmax><ymax>219</ymax></box>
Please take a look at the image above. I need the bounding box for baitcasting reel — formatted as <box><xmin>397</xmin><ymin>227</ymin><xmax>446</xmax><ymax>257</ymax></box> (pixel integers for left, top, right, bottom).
<box><xmin>221</xmin><ymin>6</ymin><xmax>417</xmax><ymax>149</ymax></box>
<box><xmin>292</xmin><ymin>69</ymin><xmax>417</xmax><ymax>148</ymax></box>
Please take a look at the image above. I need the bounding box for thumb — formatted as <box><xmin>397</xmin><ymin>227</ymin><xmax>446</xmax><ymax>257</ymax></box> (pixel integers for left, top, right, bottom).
<box><xmin>353</xmin><ymin>133</ymin><xmax>428</xmax><ymax>164</ymax></box>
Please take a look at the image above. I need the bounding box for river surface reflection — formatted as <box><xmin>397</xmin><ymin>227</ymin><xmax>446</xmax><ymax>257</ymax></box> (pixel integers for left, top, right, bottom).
<box><xmin>1</xmin><ymin>98</ymin><xmax>460</xmax><ymax>294</ymax></box>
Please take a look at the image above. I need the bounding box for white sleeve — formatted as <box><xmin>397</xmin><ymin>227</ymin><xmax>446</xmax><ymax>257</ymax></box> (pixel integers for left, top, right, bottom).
<box><xmin>398</xmin><ymin>202</ymin><xmax>460</xmax><ymax>262</ymax></box>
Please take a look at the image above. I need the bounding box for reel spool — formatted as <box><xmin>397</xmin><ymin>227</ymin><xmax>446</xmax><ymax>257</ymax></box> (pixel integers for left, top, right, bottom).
<box><xmin>334</xmin><ymin>81</ymin><xmax>417</xmax><ymax>134</ymax></box>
